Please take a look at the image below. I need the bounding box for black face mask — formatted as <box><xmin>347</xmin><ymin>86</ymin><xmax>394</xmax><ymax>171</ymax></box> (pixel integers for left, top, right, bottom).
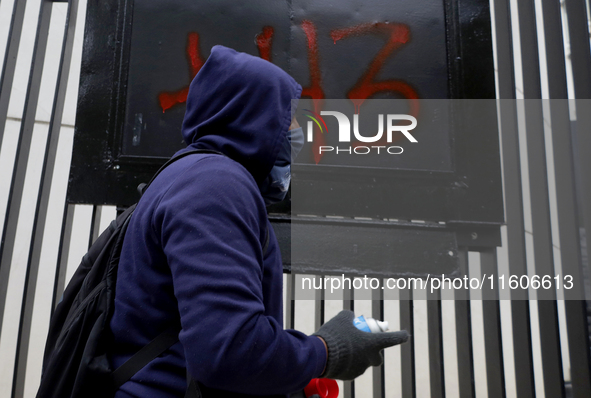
<box><xmin>259</xmin><ymin>127</ymin><xmax>304</xmax><ymax>205</ymax></box>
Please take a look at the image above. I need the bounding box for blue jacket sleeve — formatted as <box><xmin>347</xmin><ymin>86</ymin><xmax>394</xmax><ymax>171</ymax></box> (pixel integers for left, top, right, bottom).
<box><xmin>153</xmin><ymin>156</ymin><xmax>326</xmax><ymax>395</ymax></box>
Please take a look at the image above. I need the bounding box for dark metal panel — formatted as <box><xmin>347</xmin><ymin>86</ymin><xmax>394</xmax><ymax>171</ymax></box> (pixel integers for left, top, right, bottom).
<box><xmin>0</xmin><ymin>0</ymin><xmax>51</xmax><ymax>339</ymax></box>
<box><xmin>67</xmin><ymin>0</ymin><xmax>503</xmax><ymax>234</ymax></box>
<box><xmin>289</xmin><ymin>217</ymin><xmax>459</xmax><ymax>278</ymax></box>
<box><xmin>0</xmin><ymin>0</ymin><xmax>28</xmax><ymax>144</ymax></box>
<box><xmin>12</xmin><ymin>0</ymin><xmax>81</xmax><ymax>395</ymax></box>
<box><xmin>274</xmin><ymin>215</ymin><xmax>460</xmax><ymax>277</ymax></box>
<box><xmin>399</xmin><ymin>288</ymin><xmax>415</xmax><ymax>398</ymax></box>
<box><xmin>67</xmin><ymin>0</ymin><xmax>132</xmax><ymax>205</ymax></box>
<box><xmin>121</xmin><ymin>0</ymin><xmax>291</xmax><ymax>160</ymax></box>
<box><xmin>480</xmin><ymin>249</ymin><xmax>505</xmax><ymax>398</ymax></box>
<box><xmin>454</xmin><ymin>249</ymin><xmax>474</xmax><ymax>398</ymax></box>
<box><xmin>455</xmin><ymin>0</ymin><xmax>496</xmax><ymax>100</ymax></box>
<box><xmin>427</xmin><ymin>289</ymin><xmax>445</xmax><ymax>398</ymax></box>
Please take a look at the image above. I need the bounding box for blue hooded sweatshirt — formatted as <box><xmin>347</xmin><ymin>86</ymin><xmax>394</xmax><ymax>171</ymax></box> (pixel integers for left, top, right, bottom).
<box><xmin>109</xmin><ymin>46</ymin><xmax>326</xmax><ymax>397</ymax></box>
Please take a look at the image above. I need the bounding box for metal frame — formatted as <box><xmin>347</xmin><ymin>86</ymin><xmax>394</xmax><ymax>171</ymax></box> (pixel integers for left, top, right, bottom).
<box><xmin>67</xmin><ymin>0</ymin><xmax>504</xmax><ymax>234</ymax></box>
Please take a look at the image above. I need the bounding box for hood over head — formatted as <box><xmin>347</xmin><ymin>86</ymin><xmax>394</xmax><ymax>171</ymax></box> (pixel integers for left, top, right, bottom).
<box><xmin>181</xmin><ymin>45</ymin><xmax>302</xmax><ymax>184</ymax></box>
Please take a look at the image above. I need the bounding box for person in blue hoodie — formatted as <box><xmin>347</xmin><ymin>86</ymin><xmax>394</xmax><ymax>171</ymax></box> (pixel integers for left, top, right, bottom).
<box><xmin>109</xmin><ymin>45</ymin><xmax>408</xmax><ymax>398</ymax></box>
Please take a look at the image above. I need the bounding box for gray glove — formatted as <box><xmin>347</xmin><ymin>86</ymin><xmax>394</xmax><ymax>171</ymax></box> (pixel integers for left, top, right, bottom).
<box><xmin>313</xmin><ymin>310</ymin><xmax>409</xmax><ymax>381</ymax></box>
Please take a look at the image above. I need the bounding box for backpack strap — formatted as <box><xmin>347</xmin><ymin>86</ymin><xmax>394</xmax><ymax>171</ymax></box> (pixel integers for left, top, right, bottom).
<box><xmin>185</xmin><ymin>373</ymin><xmax>202</xmax><ymax>398</ymax></box>
<box><xmin>111</xmin><ymin>325</ymin><xmax>181</xmax><ymax>389</ymax></box>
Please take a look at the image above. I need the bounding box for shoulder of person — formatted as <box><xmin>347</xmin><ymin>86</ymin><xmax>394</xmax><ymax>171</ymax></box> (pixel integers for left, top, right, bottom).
<box><xmin>178</xmin><ymin>153</ymin><xmax>258</xmax><ymax>190</ymax></box>
<box><xmin>156</xmin><ymin>153</ymin><xmax>264</xmax><ymax>210</ymax></box>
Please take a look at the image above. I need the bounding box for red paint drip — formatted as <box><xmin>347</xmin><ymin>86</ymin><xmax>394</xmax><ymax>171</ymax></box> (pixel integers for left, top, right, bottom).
<box><xmin>159</xmin><ymin>32</ymin><xmax>205</xmax><ymax>112</ymax></box>
<box><xmin>256</xmin><ymin>26</ymin><xmax>274</xmax><ymax>61</ymax></box>
<box><xmin>300</xmin><ymin>20</ymin><xmax>326</xmax><ymax>164</ymax></box>
<box><xmin>158</xmin><ymin>88</ymin><xmax>189</xmax><ymax>113</ymax></box>
<box><xmin>187</xmin><ymin>32</ymin><xmax>204</xmax><ymax>76</ymax></box>
<box><xmin>331</xmin><ymin>22</ymin><xmax>419</xmax><ymax>146</ymax></box>
<box><xmin>331</xmin><ymin>22</ymin><xmax>409</xmax><ymax>44</ymax></box>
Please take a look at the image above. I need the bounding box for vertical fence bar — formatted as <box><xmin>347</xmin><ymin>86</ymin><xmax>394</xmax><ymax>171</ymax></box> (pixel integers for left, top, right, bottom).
<box><xmin>371</xmin><ymin>287</ymin><xmax>385</xmax><ymax>398</ymax></box>
<box><xmin>343</xmin><ymin>285</ymin><xmax>354</xmax><ymax>398</ymax></box>
<box><xmin>0</xmin><ymin>0</ymin><xmax>51</xmax><ymax>337</ymax></box>
<box><xmin>399</xmin><ymin>288</ymin><xmax>414</xmax><ymax>398</ymax></box>
<box><xmin>0</xmin><ymin>0</ymin><xmax>28</xmax><ymax>143</ymax></box>
<box><xmin>495</xmin><ymin>2</ymin><xmax>539</xmax><ymax>397</ymax></box>
<box><xmin>541</xmin><ymin>1</ymin><xmax>591</xmax><ymax>396</ymax></box>
<box><xmin>12</xmin><ymin>0</ymin><xmax>80</xmax><ymax>395</ymax></box>
<box><xmin>9</xmin><ymin>0</ymin><xmax>53</xmax><ymax>391</ymax></box>
<box><xmin>492</xmin><ymin>0</ymin><xmax>537</xmax><ymax>396</ymax></box>
<box><xmin>314</xmin><ymin>275</ymin><xmax>324</xmax><ymax>330</ymax></box>
<box><xmin>455</xmin><ymin>249</ymin><xmax>475</xmax><ymax>398</ymax></box>
<box><xmin>563</xmin><ymin>0</ymin><xmax>591</xmax><ymax>387</ymax></box>
<box><xmin>534</xmin><ymin>300</ymin><xmax>564</xmax><ymax>397</ymax></box>
<box><xmin>480</xmin><ymin>249</ymin><xmax>506</xmax><ymax>398</ymax></box>
<box><xmin>52</xmin><ymin>203</ymin><xmax>75</xmax><ymax>312</ymax></box>
<box><xmin>563</xmin><ymin>9</ymin><xmax>591</xmax><ymax>366</ymax></box>
<box><xmin>427</xmin><ymin>289</ymin><xmax>445</xmax><ymax>398</ymax></box>
<box><xmin>564</xmin><ymin>0</ymin><xmax>591</xmax><ymax>100</ymax></box>
<box><xmin>517</xmin><ymin>1</ymin><xmax>566</xmax><ymax>396</ymax></box>
<box><xmin>89</xmin><ymin>205</ymin><xmax>102</xmax><ymax>246</ymax></box>
<box><xmin>285</xmin><ymin>273</ymin><xmax>295</xmax><ymax>329</ymax></box>
<box><xmin>563</xmin><ymin>300</ymin><xmax>591</xmax><ymax>397</ymax></box>
<box><xmin>562</xmin><ymin>11</ymin><xmax>591</xmax><ymax>393</ymax></box>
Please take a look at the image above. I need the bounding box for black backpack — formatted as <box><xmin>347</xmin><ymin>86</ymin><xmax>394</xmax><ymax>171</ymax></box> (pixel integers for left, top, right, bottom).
<box><xmin>37</xmin><ymin>149</ymin><xmax>268</xmax><ymax>398</ymax></box>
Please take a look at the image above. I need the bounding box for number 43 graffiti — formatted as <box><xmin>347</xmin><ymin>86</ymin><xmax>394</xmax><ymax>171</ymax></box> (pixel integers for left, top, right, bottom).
<box><xmin>158</xmin><ymin>20</ymin><xmax>419</xmax><ymax>163</ymax></box>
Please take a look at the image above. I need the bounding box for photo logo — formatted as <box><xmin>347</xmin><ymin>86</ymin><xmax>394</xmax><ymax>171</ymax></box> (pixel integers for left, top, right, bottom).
<box><xmin>304</xmin><ymin>111</ymin><xmax>418</xmax><ymax>155</ymax></box>
<box><xmin>303</xmin><ymin>109</ymin><xmax>329</xmax><ymax>137</ymax></box>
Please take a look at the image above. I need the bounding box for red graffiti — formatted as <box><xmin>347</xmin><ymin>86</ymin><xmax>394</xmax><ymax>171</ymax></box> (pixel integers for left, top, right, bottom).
<box><xmin>331</xmin><ymin>23</ymin><xmax>419</xmax><ymax>147</ymax></box>
<box><xmin>256</xmin><ymin>26</ymin><xmax>274</xmax><ymax>61</ymax></box>
<box><xmin>158</xmin><ymin>33</ymin><xmax>205</xmax><ymax>112</ymax></box>
<box><xmin>158</xmin><ymin>28</ymin><xmax>276</xmax><ymax>112</ymax></box>
<box><xmin>299</xmin><ymin>20</ymin><xmax>326</xmax><ymax>164</ymax></box>
<box><xmin>157</xmin><ymin>22</ymin><xmax>419</xmax><ymax>161</ymax></box>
